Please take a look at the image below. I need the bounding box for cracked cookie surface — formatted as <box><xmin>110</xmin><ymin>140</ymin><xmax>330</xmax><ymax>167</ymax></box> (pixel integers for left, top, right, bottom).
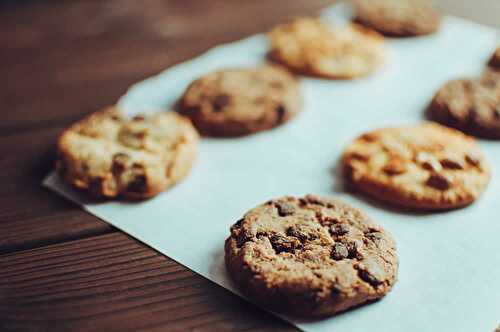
<box><xmin>56</xmin><ymin>107</ymin><xmax>199</xmax><ymax>199</ymax></box>
<box><xmin>179</xmin><ymin>64</ymin><xmax>301</xmax><ymax>137</ymax></box>
<box><xmin>354</xmin><ymin>0</ymin><xmax>441</xmax><ymax>37</ymax></box>
<box><xmin>429</xmin><ymin>78</ymin><xmax>500</xmax><ymax>139</ymax></box>
<box><xmin>224</xmin><ymin>195</ymin><xmax>398</xmax><ymax>317</ymax></box>
<box><xmin>268</xmin><ymin>18</ymin><xmax>386</xmax><ymax>79</ymax></box>
<box><xmin>342</xmin><ymin>122</ymin><xmax>490</xmax><ymax>210</ymax></box>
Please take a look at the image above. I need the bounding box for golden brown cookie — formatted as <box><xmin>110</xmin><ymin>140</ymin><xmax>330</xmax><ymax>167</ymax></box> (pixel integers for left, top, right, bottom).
<box><xmin>488</xmin><ymin>47</ymin><xmax>500</xmax><ymax>69</ymax></box>
<box><xmin>179</xmin><ymin>65</ymin><xmax>301</xmax><ymax>137</ymax></box>
<box><xmin>354</xmin><ymin>0</ymin><xmax>441</xmax><ymax>37</ymax></box>
<box><xmin>225</xmin><ymin>195</ymin><xmax>398</xmax><ymax>317</ymax></box>
<box><xmin>268</xmin><ymin>18</ymin><xmax>386</xmax><ymax>79</ymax></box>
<box><xmin>56</xmin><ymin>107</ymin><xmax>199</xmax><ymax>199</ymax></box>
<box><xmin>342</xmin><ymin>123</ymin><xmax>490</xmax><ymax>210</ymax></box>
<box><xmin>429</xmin><ymin>78</ymin><xmax>500</xmax><ymax>139</ymax></box>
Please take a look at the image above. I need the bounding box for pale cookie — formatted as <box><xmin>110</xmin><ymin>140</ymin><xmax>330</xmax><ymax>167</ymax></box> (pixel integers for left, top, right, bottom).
<box><xmin>488</xmin><ymin>47</ymin><xmax>500</xmax><ymax>69</ymax></box>
<box><xmin>225</xmin><ymin>195</ymin><xmax>398</xmax><ymax>317</ymax></box>
<box><xmin>354</xmin><ymin>0</ymin><xmax>441</xmax><ymax>37</ymax></box>
<box><xmin>179</xmin><ymin>65</ymin><xmax>301</xmax><ymax>137</ymax></box>
<box><xmin>342</xmin><ymin>123</ymin><xmax>490</xmax><ymax>210</ymax></box>
<box><xmin>268</xmin><ymin>18</ymin><xmax>386</xmax><ymax>79</ymax></box>
<box><xmin>56</xmin><ymin>107</ymin><xmax>199</xmax><ymax>199</ymax></box>
<box><xmin>429</xmin><ymin>78</ymin><xmax>500</xmax><ymax>139</ymax></box>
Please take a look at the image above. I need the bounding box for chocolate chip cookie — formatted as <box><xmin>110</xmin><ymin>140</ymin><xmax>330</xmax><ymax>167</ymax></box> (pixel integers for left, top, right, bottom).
<box><xmin>268</xmin><ymin>18</ymin><xmax>386</xmax><ymax>79</ymax></box>
<box><xmin>342</xmin><ymin>123</ymin><xmax>490</xmax><ymax>210</ymax></box>
<box><xmin>179</xmin><ymin>65</ymin><xmax>301</xmax><ymax>137</ymax></box>
<box><xmin>428</xmin><ymin>78</ymin><xmax>500</xmax><ymax>139</ymax></box>
<box><xmin>488</xmin><ymin>47</ymin><xmax>500</xmax><ymax>69</ymax></box>
<box><xmin>225</xmin><ymin>195</ymin><xmax>398</xmax><ymax>317</ymax></box>
<box><xmin>354</xmin><ymin>0</ymin><xmax>441</xmax><ymax>37</ymax></box>
<box><xmin>56</xmin><ymin>106</ymin><xmax>199</xmax><ymax>199</ymax></box>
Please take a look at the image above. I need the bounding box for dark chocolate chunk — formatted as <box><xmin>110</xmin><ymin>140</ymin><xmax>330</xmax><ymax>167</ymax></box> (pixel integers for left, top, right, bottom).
<box><xmin>426</xmin><ymin>173</ymin><xmax>451</xmax><ymax>190</ymax></box>
<box><xmin>357</xmin><ymin>267</ymin><xmax>382</xmax><ymax>288</ymax></box>
<box><xmin>127</xmin><ymin>175</ymin><xmax>147</xmax><ymax>193</ymax></box>
<box><xmin>213</xmin><ymin>94</ymin><xmax>230</xmax><ymax>112</ymax></box>
<box><xmin>276</xmin><ymin>202</ymin><xmax>295</xmax><ymax>216</ymax></box>
<box><xmin>270</xmin><ymin>234</ymin><xmax>301</xmax><ymax>254</ymax></box>
<box><xmin>329</xmin><ymin>224</ymin><xmax>350</xmax><ymax>237</ymax></box>
<box><xmin>440</xmin><ymin>158</ymin><xmax>464</xmax><ymax>170</ymax></box>
<box><xmin>331</xmin><ymin>243</ymin><xmax>349</xmax><ymax>260</ymax></box>
<box><xmin>111</xmin><ymin>153</ymin><xmax>130</xmax><ymax>174</ymax></box>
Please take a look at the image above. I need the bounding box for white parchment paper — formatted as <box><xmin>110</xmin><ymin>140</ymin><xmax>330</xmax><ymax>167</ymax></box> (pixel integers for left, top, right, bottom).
<box><xmin>44</xmin><ymin>4</ymin><xmax>500</xmax><ymax>332</ymax></box>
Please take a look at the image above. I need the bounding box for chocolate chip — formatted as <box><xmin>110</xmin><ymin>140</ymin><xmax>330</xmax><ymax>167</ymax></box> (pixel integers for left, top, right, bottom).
<box><xmin>276</xmin><ymin>202</ymin><xmax>295</xmax><ymax>216</ymax></box>
<box><xmin>111</xmin><ymin>153</ymin><xmax>130</xmax><ymax>174</ymax></box>
<box><xmin>127</xmin><ymin>175</ymin><xmax>147</xmax><ymax>193</ymax></box>
<box><xmin>357</xmin><ymin>267</ymin><xmax>382</xmax><ymax>288</ymax></box>
<box><xmin>331</xmin><ymin>243</ymin><xmax>349</xmax><ymax>260</ymax></box>
<box><xmin>346</xmin><ymin>241</ymin><xmax>360</xmax><ymax>259</ymax></box>
<box><xmin>286</xmin><ymin>225</ymin><xmax>316</xmax><ymax>242</ymax></box>
<box><xmin>235</xmin><ymin>230</ymin><xmax>252</xmax><ymax>247</ymax></box>
<box><xmin>329</xmin><ymin>224</ymin><xmax>350</xmax><ymax>237</ymax></box>
<box><xmin>275</xmin><ymin>105</ymin><xmax>286</xmax><ymax>123</ymax></box>
<box><xmin>465</xmin><ymin>154</ymin><xmax>481</xmax><ymax>167</ymax></box>
<box><xmin>417</xmin><ymin>152</ymin><xmax>442</xmax><ymax>172</ymax></box>
<box><xmin>440</xmin><ymin>158</ymin><xmax>464</xmax><ymax>170</ymax></box>
<box><xmin>270</xmin><ymin>234</ymin><xmax>301</xmax><ymax>254</ymax></box>
<box><xmin>382</xmin><ymin>160</ymin><xmax>407</xmax><ymax>175</ymax></box>
<box><xmin>421</xmin><ymin>160</ymin><xmax>442</xmax><ymax>172</ymax></box>
<box><xmin>127</xmin><ymin>164</ymin><xmax>147</xmax><ymax>193</ymax></box>
<box><xmin>89</xmin><ymin>177</ymin><xmax>105</xmax><ymax>195</ymax></box>
<box><xmin>426</xmin><ymin>173</ymin><xmax>451</xmax><ymax>191</ymax></box>
<box><xmin>213</xmin><ymin>94</ymin><xmax>230</xmax><ymax>112</ymax></box>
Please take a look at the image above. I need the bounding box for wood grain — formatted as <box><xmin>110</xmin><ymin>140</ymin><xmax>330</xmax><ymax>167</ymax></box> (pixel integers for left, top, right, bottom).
<box><xmin>0</xmin><ymin>0</ymin><xmax>330</xmax><ymax>330</ymax></box>
<box><xmin>0</xmin><ymin>233</ymin><xmax>295</xmax><ymax>332</ymax></box>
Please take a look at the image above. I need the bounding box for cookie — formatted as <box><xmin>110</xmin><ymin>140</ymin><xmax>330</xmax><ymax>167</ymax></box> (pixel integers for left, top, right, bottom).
<box><xmin>354</xmin><ymin>0</ymin><xmax>441</xmax><ymax>37</ymax></box>
<box><xmin>488</xmin><ymin>47</ymin><xmax>500</xmax><ymax>69</ymax></box>
<box><xmin>225</xmin><ymin>195</ymin><xmax>398</xmax><ymax>317</ymax></box>
<box><xmin>429</xmin><ymin>78</ymin><xmax>500</xmax><ymax>139</ymax></box>
<box><xmin>56</xmin><ymin>106</ymin><xmax>199</xmax><ymax>199</ymax></box>
<box><xmin>268</xmin><ymin>18</ymin><xmax>386</xmax><ymax>79</ymax></box>
<box><xmin>342</xmin><ymin>123</ymin><xmax>490</xmax><ymax>210</ymax></box>
<box><xmin>179</xmin><ymin>65</ymin><xmax>301</xmax><ymax>137</ymax></box>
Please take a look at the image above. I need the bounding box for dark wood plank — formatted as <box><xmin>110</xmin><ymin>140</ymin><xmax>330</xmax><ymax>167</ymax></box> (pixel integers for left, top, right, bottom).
<box><xmin>0</xmin><ymin>233</ymin><xmax>297</xmax><ymax>332</ymax></box>
<box><xmin>0</xmin><ymin>0</ymin><xmax>330</xmax><ymax>131</ymax></box>
<box><xmin>0</xmin><ymin>127</ymin><xmax>114</xmax><ymax>253</ymax></box>
<box><xmin>0</xmin><ymin>0</ymin><xmax>330</xmax><ymax>253</ymax></box>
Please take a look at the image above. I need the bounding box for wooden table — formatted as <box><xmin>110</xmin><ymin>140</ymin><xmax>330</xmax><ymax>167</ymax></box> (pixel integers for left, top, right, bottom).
<box><xmin>2</xmin><ymin>1</ymin><xmax>498</xmax><ymax>331</ymax></box>
<box><xmin>0</xmin><ymin>1</ymin><xmax>331</xmax><ymax>331</ymax></box>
